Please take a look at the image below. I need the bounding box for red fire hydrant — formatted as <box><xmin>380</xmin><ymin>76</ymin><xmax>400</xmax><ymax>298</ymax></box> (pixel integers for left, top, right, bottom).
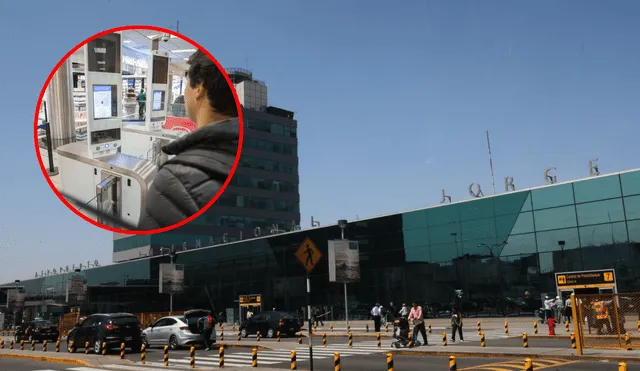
<box><xmin>547</xmin><ymin>317</ymin><xmax>556</xmax><ymax>335</ymax></box>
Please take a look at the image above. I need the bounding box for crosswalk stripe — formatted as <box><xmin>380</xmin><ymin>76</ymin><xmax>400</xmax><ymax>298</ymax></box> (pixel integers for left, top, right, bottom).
<box><xmin>136</xmin><ymin>361</ymin><xmax>247</xmax><ymax>368</ymax></box>
<box><xmin>102</xmin><ymin>365</ymin><xmax>188</xmax><ymax>371</ymax></box>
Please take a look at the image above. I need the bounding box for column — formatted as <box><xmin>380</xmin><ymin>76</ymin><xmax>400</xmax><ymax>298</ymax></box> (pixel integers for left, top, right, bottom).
<box><xmin>48</xmin><ymin>60</ymin><xmax>75</xmax><ymax>150</ymax></box>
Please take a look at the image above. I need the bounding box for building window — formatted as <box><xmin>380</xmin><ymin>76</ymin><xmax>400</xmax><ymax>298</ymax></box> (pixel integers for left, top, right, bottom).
<box><xmin>573</xmin><ymin>175</ymin><xmax>622</xmax><ymax>204</ymax></box>
<box><xmin>533</xmin><ymin>205</ymin><xmax>577</xmax><ymax>231</ymax></box>
<box><xmin>531</xmin><ymin>184</ymin><xmax>574</xmax><ymax>210</ymax></box>
<box><xmin>621</xmin><ymin>172</ymin><xmax>640</xmax><ymax>197</ymax></box>
<box><xmin>245</xmin><ymin>138</ymin><xmax>297</xmax><ymax>155</ymax></box>
<box><xmin>624</xmin><ymin>195</ymin><xmax>640</xmax><ymax>221</ymax></box>
<box><xmin>240</xmin><ymin>156</ymin><xmax>298</xmax><ymax>175</ymax></box>
<box><xmin>575</xmin><ymin>198</ymin><xmax>625</xmax><ymax>226</ymax></box>
<box><xmin>536</xmin><ymin>227</ymin><xmax>579</xmax><ymax>253</ymax></box>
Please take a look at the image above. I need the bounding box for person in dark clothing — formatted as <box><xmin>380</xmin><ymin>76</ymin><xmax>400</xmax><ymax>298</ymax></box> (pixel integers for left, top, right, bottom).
<box><xmin>450</xmin><ymin>307</ymin><xmax>464</xmax><ymax>342</ymax></box>
<box><xmin>137</xmin><ymin>89</ymin><xmax>146</xmax><ymax>119</ymax></box>
<box><xmin>137</xmin><ymin>50</ymin><xmax>239</xmax><ymax>230</ymax></box>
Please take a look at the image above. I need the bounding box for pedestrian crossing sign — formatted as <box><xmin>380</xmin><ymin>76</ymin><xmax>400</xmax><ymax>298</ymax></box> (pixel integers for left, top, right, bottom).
<box><xmin>296</xmin><ymin>237</ymin><xmax>322</xmax><ymax>273</ymax></box>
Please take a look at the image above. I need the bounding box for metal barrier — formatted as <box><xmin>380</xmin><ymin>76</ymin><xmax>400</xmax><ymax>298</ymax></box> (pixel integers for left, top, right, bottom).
<box><xmin>575</xmin><ymin>292</ymin><xmax>640</xmax><ymax>351</ymax></box>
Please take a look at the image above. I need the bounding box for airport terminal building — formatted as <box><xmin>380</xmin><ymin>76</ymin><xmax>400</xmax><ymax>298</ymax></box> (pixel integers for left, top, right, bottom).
<box><xmin>2</xmin><ymin>168</ymin><xmax>640</xmax><ymax>322</ymax></box>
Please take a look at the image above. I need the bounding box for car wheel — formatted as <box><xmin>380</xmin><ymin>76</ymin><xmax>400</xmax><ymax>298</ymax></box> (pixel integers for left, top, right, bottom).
<box><xmin>267</xmin><ymin>328</ymin><xmax>275</xmax><ymax>338</ymax></box>
<box><xmin>94</xmin><ymin>339</ymin><xmax>103</xmax><ymax>354</ymax></box>
<box><xmin>240</xmin><ymin>329</ymin><xmax>248</xmax><ymax>338</ymax></box>
<box><xmin>169</xmin><ymin>335</ymin><xmax>179</xmax><ymax>351</ymax></box>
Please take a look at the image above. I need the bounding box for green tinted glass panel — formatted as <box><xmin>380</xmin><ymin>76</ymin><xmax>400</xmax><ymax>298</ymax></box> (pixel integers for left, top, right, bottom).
<box><xmin>503</xmin><ymin>233</ymin><xmax>537</xmax><ymax>255</ymax></box>
<box><xmin>430</xmin><ymin>243</ymin><xmax>458</xmax><ymax>263</ymax></box>
<box><xmin>579</xmin><ymin>222</ymin><xmax>628</xmax><ymax>247</ymax></box>
<box><xmin>576</xmin><ymin>198</ymin><xmax>626</xmax><ymax>226</ymax></box>
<box><xmin>628</xmin><ymin>220</ymin><xmax>640</xmax><ymax>243</ymax></box>
<box><xmin>113</xmin><ymin>235</ymin><xmax>152</xmax><ymax>252</ymax></box>
<box><xmin>574</xmin><ymin>175</ymin><xmax>621</xmax><ymax>203</ymax></box>
<box><xmin>428</xmin><ymin>204</ymin><xmax>459</xmax><ymax>226</ymax></box>
<box><xmin>460</xmin><ymin>218</ymin><xmax>496</xmax><ymax>241</ymax></box>
<box><xmin>531</xmin><ymin>184</ymin><xmax>574</xmax><ymax>210</ymax></box>
<box><xmin>534</xmin><ymin>206</ymin><xmax>577</xmax><ymax>231</ymax></box>
<box><xmin>536</xmin><ymin>228</ymin><xmax>579</xmax><ymax>253</ymax></box>
<box><xmin>621</xmin><ymin>171</ymin><xmax>640</xmax><ymax>196</ymax></box>
<box><xmin>493</xmin><ymin>192</ymin><xmax>532</xmax><ymax>216</ymax></box>
<box><xmin>402</xmin><ymin>210</ymin><xmax>428</xmax><ymax>230</ymax></box>
<box><xmin>463</xmin><ymin>236</ymin><xmax>501</xmax><ymax>256</ymax></box>
<box><xmin>624</xmin><ymin>196</ymin><xmax>640</xmax><ymax>221</ymax></box>
<box><xmin>428</xmin><ymin>223</ymin><xmax>460</xmax><ymax>245</ymax></box>
<box><xmin>458</xmin><ymin>198</ymin><xmax>494</xmax><ymax>221</ymax></box>
<box><xmin>403</xmin><ymin>228</ymin><xmax>429</xmax><ymax>248</ymax></box>
<box><xmin>495</xmin><ymin>212</ymin><xmax>534</xmax><ymax>236</ymax></box>
<box><xmin>405</xmin><ymin>246</ymin><xmax>430</xmax><ymax>262</ymax></box>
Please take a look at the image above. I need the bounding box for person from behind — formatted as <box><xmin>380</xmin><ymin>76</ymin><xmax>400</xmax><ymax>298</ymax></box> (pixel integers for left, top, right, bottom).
<box><xmin>450</xmin><ymin>307</ymin><xmax>464</xmax><ymax>342</ymax></box>
<box><xmin>554</xmin><ymin>296</ymin><xmax>564</xmax><ymax>322</ymax></box>
<box><xmin>198</xmin><ymin>312</ymin><xmax>216</xmax><ymax>350</ymax></box>
<box><xmin>371</xmin><ymin>303</ymin><xmax>382</xmax><ymax>332</ymax></box>
<box><xmin>564</xmin><ymin>296</ymin><xmax>572</xmax><ymax>323</ymax></box>
<box><xmin>137</xmin><ymin>50</ymin><xmax>240</xmax><ymax>230</ymax></box>
<box><xmin>543</xmin><ymin>296</ymin><xmax>554</xmax><ymax>321</ymax></box>
<box><xmin>137</xmin><ymin>89</ymin><xmax>146</xmax><ymax>119</ymax></box>
<box><xmin>408</xmin><ymin>301</ymin><xmax>428</xmax><ymax>346</ymax></box>
<box><xmin>399</xmin><ymin>303</ymin><xmax>408</xmax><ymax>319</ymax></box>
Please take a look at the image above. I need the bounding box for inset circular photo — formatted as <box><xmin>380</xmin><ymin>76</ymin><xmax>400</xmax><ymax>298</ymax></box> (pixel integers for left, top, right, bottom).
<box><xmin>34</xmin><ymin>26</ymin><xmax>243</xmax><ymax>234</ymax></box>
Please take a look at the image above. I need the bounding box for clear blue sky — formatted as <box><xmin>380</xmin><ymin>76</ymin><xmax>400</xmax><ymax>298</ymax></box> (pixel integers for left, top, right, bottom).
<box><xmin>0</xmin><ymin>0</ymin><xmax>638</xmax><ymax>282</ymax></box>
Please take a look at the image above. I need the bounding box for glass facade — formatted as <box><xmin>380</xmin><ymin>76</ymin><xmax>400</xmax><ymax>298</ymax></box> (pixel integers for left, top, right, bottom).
<box><xmin>7</xmin><ymin>170</ymin><xmax>640</xmax><ymax>318</ymax></box>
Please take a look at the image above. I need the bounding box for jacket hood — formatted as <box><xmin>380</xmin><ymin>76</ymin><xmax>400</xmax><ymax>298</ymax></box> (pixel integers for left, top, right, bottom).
<box><xmin>162</xmin><ymin>117</ymin><xmax>239</xmax><ymax>156</ymax></box>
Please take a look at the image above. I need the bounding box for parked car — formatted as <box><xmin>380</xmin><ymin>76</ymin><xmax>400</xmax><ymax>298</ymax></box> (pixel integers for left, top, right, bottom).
<box><xmin>239</xmin><ymin>311</ymin><xmax>302</xmax><ymax>338</ymax></box>
<box><xmin>14</xmin><ymin>319</ymin><xmax>60</xmax><ymax>343</ymax></box>
<box><xmin>66</xmin><ymin>313</ymin><xmax>143</xmax><ymax>355</ymax></box>
<box><xmin>142</xmin><ymin>309</ymin><xmax>211</xmax><ymax>350</ymax></box>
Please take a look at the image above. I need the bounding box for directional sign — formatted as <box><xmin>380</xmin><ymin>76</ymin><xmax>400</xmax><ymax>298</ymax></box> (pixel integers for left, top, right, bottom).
<box><xmin>555</xmin><ymin>269</ymin><xmax>616</xmax><ymax>290</ymax></box>
<box><xmin>296</xmin><ymin>237</ymin><xmax>322</xmax><ymax>273</ymax></box>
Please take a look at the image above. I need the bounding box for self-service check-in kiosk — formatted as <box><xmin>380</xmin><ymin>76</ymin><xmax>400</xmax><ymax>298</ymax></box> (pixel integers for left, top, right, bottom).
<box><xmin>56</xmin><ymin>32</ymin><xmax>157</xmax><ymax>229</ymax></box>
<box><xmin>122</xmin><ymin>38</ymin><xmax>187</xmax><ymax>166</ymax></box>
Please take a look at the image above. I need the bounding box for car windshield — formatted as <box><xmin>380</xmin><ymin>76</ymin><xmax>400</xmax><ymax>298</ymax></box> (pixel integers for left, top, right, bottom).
<box><xmin>278</xmin><ymin>312</ymin><xmax>296</xmax><ymax>319</ymax></box>
<box><xmin>111</xmin><ymin>316</ymin><xmax>140</xmax><ymax>326</ymax></box>
<box><xmin>32</xmin><ymin>320</ymin><xmax>52</xmax><ymax>327</ymax></box>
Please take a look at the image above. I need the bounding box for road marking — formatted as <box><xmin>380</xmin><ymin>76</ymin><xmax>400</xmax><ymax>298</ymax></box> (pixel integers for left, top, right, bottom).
<box><xmin>458</xmin><ymin>359</ymin><xmax>579</xmax><ymax>371</ymax></box>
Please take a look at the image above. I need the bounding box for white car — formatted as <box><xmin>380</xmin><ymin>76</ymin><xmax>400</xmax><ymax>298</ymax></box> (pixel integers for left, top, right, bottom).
<box><xmin>141</xmin><ymin>309</ymin><xmax>214</xmax><ymax>350</ymax></box>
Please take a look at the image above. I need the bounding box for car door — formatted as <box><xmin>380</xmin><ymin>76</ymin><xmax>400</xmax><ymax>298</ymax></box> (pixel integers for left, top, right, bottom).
<box><xmin>255</xmin><ymin>314</ymin><xmax>270</xmax><ymax>335</ymax></box>
<box><xmin>75</xmin><ymin>317</ymin><xmax>95</xmax><ymax>346</ymax></box>
<box><xmin>147</xmin><ymin>318</ymin><xmax>167</xmax><ymax>345</ymax></box>
<box><xmin>160</xmin><ymin>318</ymin><xmax>178</xmax><ymax>344</ymax></box>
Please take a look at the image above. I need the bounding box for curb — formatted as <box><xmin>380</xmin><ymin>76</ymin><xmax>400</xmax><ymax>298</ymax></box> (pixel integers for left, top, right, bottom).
<box><xmin>391</xmin><ymin>350</ymin><xmax>640</xmax><ymax>363</ymax></box>
<box><xmin>0</xmin><ymin>352</ymin><xmax>94</xmax><ymax>367</ymax></box>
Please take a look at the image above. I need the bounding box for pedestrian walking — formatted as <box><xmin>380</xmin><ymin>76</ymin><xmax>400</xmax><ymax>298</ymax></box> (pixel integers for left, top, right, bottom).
<box><xmin>399</xmin><ymin>303</ymin><xmax>409</xmax><ymax>319</ymax></box>
<box><xmin>371</xmin><ymin>304</ymin><xmax>382</xmax><ymax>332</ymax></box>
<box><xmin>408</xmin><ymin>301</ymin><xmax>428</xmax><ymax>346</ymax></box>
<box><xmin>564</xmin><ymin>296</ymin><xmax>572</xmax><ymax>323</ymax></box>
<box><xmin>554</xmin><ymin>296</ymin><xmax>564</xmax><ymax>322</ymax></box>
<box><xmin>450</xmin><ymin>307</ymin><xmax>464</xmax><ymax>342</ymax></box>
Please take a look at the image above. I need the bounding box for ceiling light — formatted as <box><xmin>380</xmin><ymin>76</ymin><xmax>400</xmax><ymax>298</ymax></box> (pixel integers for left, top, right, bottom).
<box><xmin>172</xmin><ymin>49</ymin><xmax>197</xmax><ymax>53</ymax></box>
<box><xmin>123</xmin><ymin>40</ymin><xmax>131</xmax><ymax>43</ymax></box>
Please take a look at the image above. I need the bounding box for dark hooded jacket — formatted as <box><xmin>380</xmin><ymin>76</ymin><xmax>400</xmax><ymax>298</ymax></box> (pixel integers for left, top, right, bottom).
<box><xmin>137</xmin><ymin>118</ymin><xmax>239</xmax><ymax>230</ymax></box>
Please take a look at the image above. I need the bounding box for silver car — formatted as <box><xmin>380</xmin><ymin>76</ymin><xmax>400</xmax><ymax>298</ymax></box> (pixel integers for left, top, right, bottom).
<box><xmin>142</xmin><ymin>310</ymin><xmax>214</xmax><ymax>350</ymax></box>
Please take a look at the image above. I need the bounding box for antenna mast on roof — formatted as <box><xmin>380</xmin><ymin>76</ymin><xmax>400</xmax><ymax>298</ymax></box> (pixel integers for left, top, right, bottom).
<box><xmin>486</xmin><ymin>130</ymin><xmax>497</xmax><ymax>195</ymax></box>
<box><xmin>176</xmin><ymin>21</ymin><xmax>179</xmax><ymax>34</ymax></box>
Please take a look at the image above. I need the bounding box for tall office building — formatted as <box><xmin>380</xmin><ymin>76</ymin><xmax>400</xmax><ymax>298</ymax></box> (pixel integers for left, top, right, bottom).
<box><xmin>112</xmin><ymin>69</ymin><xmax>300</xmax><ymax>262</ymax></box>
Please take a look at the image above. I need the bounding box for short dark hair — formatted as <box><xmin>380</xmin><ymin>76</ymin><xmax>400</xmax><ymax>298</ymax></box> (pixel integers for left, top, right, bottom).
<box><xmin>186</xmin><ymin>50</ymin><xmax>238</xmax><ymax>117</ymax></box>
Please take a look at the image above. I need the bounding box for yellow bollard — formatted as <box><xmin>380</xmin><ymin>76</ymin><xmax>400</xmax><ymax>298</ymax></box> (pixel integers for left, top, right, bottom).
<box><xmin>619</xmin><ymin>361</ymin><xmax>628</xmax><ymax>371</ymax></box>
<box><xmin>120</xmin><ymin>342</ymin><xmax>125</xmax><ymax>360</ymax></box>
<box><xmin>43</xmin><ymin>340</ymin><xmax>47</xmax><ymax>352</ymax></box>
<box><xmin>84</xmin><ymin>341</ymin><xmax>89</xmax><ymax>354</ymax></box>
<box><xmin>442</xmin><ymin>332</ymin><xmax>447</xmax><ymax>346</ymax></box>
<box><xmin>408</xmin><ymin>331</ymin><xmax>413</xmax><ymax>347</ymax></box>
<box><xmin>330</xmin><ymin>324</ymin><xmax>334</xmax><ymax>332</ymax></box>
<box><xmin>565</xmin><ymin>321</ymin><xmax>569</xmax><ymax>332</ymax></box>
<box><xmin>366</xmin><ymin>324</ymin><xmax>369</xmax><ymax>333</ymax></box>
<box><xmin>348</xmin><ymin>332</ymin><xmax>353</xmax><ymax>348</ymax></box>
<box><xmin>449</xmin><ymin>355</ymin><xmax>457</xmax><ymax>371</ymax></box>
<box><xmin>385</xmin><ymin>323</ymin><xmax>389</xmax><ymax>332</ymax></box>
<box><xmin>523</xmin><ymin>333</ymin><xmax>529</xmax><ymax>348</ymax></box>
<box><xmin>56</xmin><ymin>340</ymin><xmax>60</xmax><ymax>353</ymax></box>
<box><xmin>534</xmin><ymin>321</ymin><xmax>538</xmax><ymax>335</ymax></box>
<box><xmin>32</xmin><ymin>340</ymin><xmax>36</xmax><ymax>351</ymax></box>
<box><xmin>637</xmin><ymin>321</ymin><xmax>640</xmax><ymax>333</ymax></box>
<box><xmin>218</xmin><ymin>345</ymin><xmax>223</xmax><ymax>368</ymax></box>
<box><xmin>387</xmin><ymin>353</ymin><xmax>394</xmax><ymax>371</ymax></box>
<box><xmin>505</xmin><ymin>321</ymin><xmax>509</xmax><ymax>335</ymax></box>
<box><xmin>571</xmin><ymin>333</ymin><xmax>576</xmax><ymax>349</ymax></box>
<box><xmin>480</xmin><ymin>332</ymin><xmax>486</xmax><ymax>347</ymax></box>
<box><xmin>477</xmin><ymin>321</ymin><xmax>481</xmax><ymax>335</ymax></box>
<box><xmin>221</xmin><ymin>330</ymin><xmax>224</xmax><ymax>341</ymax></box>
<box><xmin>238</xmin><ymin>332</ymin><xmax>241</xmax><ymax>341</ymax></box>
<box><xmin>625</xmin><ymin>333</ymin><xmax>632</xmax><ymax>350</ymax></box>
<box><xmin>252</xmin><ymin>347</ymin><xmax>258</xmax><ymax>367</ymax></box>
<box><xmin>67</xmin><ymin>340</ymin><xmax>73</xmax><ymax>353</ymax></box>
<box><xmin>524</xmin><ymin>358</ymin><xmax>533</xmax><ymax>371</ymax></box>
<box><xmin>291</xmin><ymin>350</ymin><xmax>297</xmax><ymax>370</ymax></box>
<box><xmin>323</xmin><ymin>332</ymin><xmax>327</xmax><ymax>347</ymax></box>
<box><xmin>428</xmin><ymin>322</ymin><xmax>432</xmax><ymax>334</ymax></box>
<box><xmin>141</xmin><ymin>344</ymin><xmax>146</xmax><ymax>364</ymax></box>
<box><xmin>334</xmin><ymin>352</ymin><xmax>341</xmax><ymax>371</ymax></box>
<box><xmin>298</xmin><ymin>332</ymin><xmax>302</xmax><ymax>344</ymax></box>
<box><xmin>10</xmin><ymin>340</ymin><xmax>14</xmax><ymax>350</ymax></box>
<box><xmin>20</xmin><ymin>340</ymin><xmax>24</xmax><ymax>351</ymax></box>
<box><xmin>163</xmin><ymin>345</ymin><xmax>169</xmax><ymax>366</ymax></box>
<box><xmin>277</xmin><ymin>331</ymin><xmax>281</xmax><ymax>342</ymax></box>
<box><xmin>257</xmin><ymin>331</ymin><xmax>261</xmax><ymax>341</ymax></box>
<box><xmin>0</xmin><ymin>339</ymin><xmax>3</xmax><ymax>349</ymax></box>
<box><xmin>377</xmin><ymin>332</ymin><xmax>381</xmax><ymax>348</ymax></box>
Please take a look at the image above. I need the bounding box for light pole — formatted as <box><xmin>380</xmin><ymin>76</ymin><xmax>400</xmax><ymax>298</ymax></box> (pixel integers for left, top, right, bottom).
<box><xmin>338</xmin><ymin>219</ymin><xmax>349</xmax><ymax>333</ymax></box>
<box><xmin>160</xmin><ymin>247</ymin><xmax>177</xmax><ymax>313</ymax></box>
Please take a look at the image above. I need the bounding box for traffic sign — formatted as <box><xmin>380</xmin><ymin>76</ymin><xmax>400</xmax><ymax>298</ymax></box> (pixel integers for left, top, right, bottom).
<box><xmin>296</xmin><ymin>238</ymin><xmax>322</xmax><ymax>273</ymax></box>
<box><xmin>555</xmin><ymin>269</ymin><xmax>616</xmax><ymax>290</ymax></box>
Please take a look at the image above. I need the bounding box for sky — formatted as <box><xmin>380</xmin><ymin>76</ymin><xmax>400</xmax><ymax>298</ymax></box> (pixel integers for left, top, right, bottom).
<box><xmin>0</xmin><ymin>0</ymin><xmax>638</xmax><ymax>282</ymax></box>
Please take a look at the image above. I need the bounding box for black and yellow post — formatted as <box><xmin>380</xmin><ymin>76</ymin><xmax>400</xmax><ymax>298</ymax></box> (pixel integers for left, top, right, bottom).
<box><xmin>524</xmin><ymin>358</ymin><xmax>533</xmax><ymax>371</ymax></box>
<box><xmin>238</xmin><ymin>332</ymin><xmax>241</xmax><ymax>341</ymax></box>
<box><xmin>233</xmin><ymin>324</ymin><xmax>236</xmax><ymax>332</ymax></box>
<box><xmin>102</xmin><ymin>342</ymin><xmax>107</xmax><ymax>356</ymax></box>
<box><xmin>141</xmin><ymin>344</ymin><xmax>146</xmax><ymax>364</ymax></box>
<box><xmin>348</xmin><ymin>332</ymin><xmax>353</xmax><ymax>348</ymax></box>
<box><xmin>442</xmin><ymin>332</ymin><xmax>447</xmax><ymax>346</ymax></box>
<box><xmin>571</xmin><ymin>333</ymin><xmax>576</xmax><ymax>349</ymax></box>
<box><xmin>252</xmin><ymin>347</ymin><xmax>258</xmax><ymax>367</ymax></box>
<box><xmin>625</xmin><ymin>332</ymin><xmax>632</xmax><ymax>350</ymax></box>
<box><xmin>565</xmin><ymin>321</ymin><xmax>570</xmax><ymax>332</ymax></box>
<box><xmin>218</xmin><ymin>345</ymin><xmax>223</xmax><ymax>368</ymax></box>
<box><xmin>31</xmin><ymin>340</ymin><xmax>36</xmax><ymax>351</ymax></box>
<box><xmin>20</xmin><ymin>340</ymin><xmax>24</xmax><ymax>351</ymax></box>
<box><xmin>620</xmin><ymin>361</ymin><xmax>629</xmax><ymax>371</ymax></box>
<box><xmin>480</xmin><ymin>332</ymin><xmax>486</xmax><ymax>347</ymax></box>
<box><xmin>323</xmin><ymin>332</ymin><xmax>327</xmax><ymax>347</ymax></box>
<box><xmin>449</xmin><ymin>355</ymin><xmax>457</xmax><ymax>371</ymax></box>
<box><xmin>637</xmin><ymin>321</ymin><xmax>640</xmax><ymax>333</ymax></box>
<box><xmin>121</xmin><ymin>342</ymin><xmax>126</xmax><ymax>360</ymax></box>
<box><xmin>428</xmin><ymin>322</ymin><xmax>432</xmax><ymax>334</ymax></box>
<box><xmin>377</xmin><ymin>333</ymin><xmax>381</xmax><ymax>348</ymax></box>
<box><xmin>56</xmin><ymin>340</ymin><xmax>60</xmax><ymax>353</ymax></box>
<box><xmin>10</xmin><ymin>340</ymin><xmax>14</xmax><ymax>350</ymax></box>
<box><xmin>298</xmin><ymin>332</ymin><xmax>302</xmax><ymax>344</ymax></box>
<box><xmin>348</xmin><ymin>325</ymin><xmax>351</xmax><ymax>332</ymax></box>
<box><xmin>330</xmin><ymin>324</ymin><xmax>334</xmax><ymax>332</ymax></box>
<box><xmin>0</xmin><ymin>339</ymin><xmax>3</xmax><ymax>349</ymax></box>
<box><xmin>277</xmin><ymin>331</ymin><xmax>281</xmax><ymax>342</ymax></box>
<box><xmin>314</xmin><ymin>324</ymin><xmax>317</xmax><ymax>333</ymax></box>
<box><xmin>163</xmin><ymin>345</ymin><xmax>169</xmax><ymax>366</ymax></box>
<box><xmin>407</xmin><ymin>331</ymin><xmax>413</xmax><ymax>347</ymax></box>
<box><xmin>504</xmin><ymin>321</ymin><xmax>509</xmax><ymax>335</ymax></box>
<box><xmin>387</xmin><ymin>353</ymin><xmax>394</xmax><ymax>371</ymax></box>
<box><xmin>67</xmin><ymin>340</ymin><xmax>72</xmax><ymax>353</ymax></box>
<box><xmin>477</xmin><ymin>321</ymin><xmax>481</xmax><ymax>335</ymax></box>
<box><xmin>522</xmin><ymin>333</ymin><xmax>529</xmax><ymax>348</ymax></box>
<box><xmin>221</xmin><ymin>330</ymin><xmax>224</xmax><ymax>341</ymax></box>
<box><xmin>334</xmin><ymin>352</ymin><xmax>341</xmax><ymax>371</ymax></box>
<box><xmin>366</xmin><ymin>324</ymin><xmax>369</xmax><ymax>332</ymax></box>
<box><xmin>43</xmin><ymin>340</ymin><xmax>47</xmax><ymax>352</ymax></box>
<box><xmin>84</xmin><ymin>341</ymin><xmax>89</xmax><ymax>354</ymax></box>
<box><xmin>257</xmin><ymin>331</ymin><xmax>261</xmax><ymax>341</ymax></box>
<box><xmin>291</xmin><ymin>350</ymin><xmax>297</xmax><ymax>370</ymax></box>
<box><xmin>385</xmin><ymin>323</ymin><xmax>389</xmax><ymax>332</ymax></box>
<box><xmin>534</xmin><ymin>321</ymin><xmax>538</xmax><ymax>335</ymax></box>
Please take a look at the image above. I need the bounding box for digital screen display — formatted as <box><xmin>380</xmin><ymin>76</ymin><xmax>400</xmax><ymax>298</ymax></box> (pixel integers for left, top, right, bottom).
<box><xmin>93</xmin><ymin>85</ymin><xmax>118</xmax><ymax>119</ymax></box>
<box><xmin>90</xmin><ymin>128</ymin><xmax>121</xmax><ymax>145</ymax></box>
<box><xmin>153</xmin><ymin>90</ymin><xmax>165</xmax><ymax>111</ymax></box>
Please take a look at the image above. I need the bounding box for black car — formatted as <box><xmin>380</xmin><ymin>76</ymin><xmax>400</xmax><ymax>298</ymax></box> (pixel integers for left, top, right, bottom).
<box><xmin>66</xmin><ymin>313</ymin><xmax>143</xmax><ymax>354</ymax></box>
<box><xmin>15</xmin><ymin>319</ymin><xmax>60</xmax><ymax>343</ymax></box>
<box><xmin>239</xmin><ymin>311</ymin><xmax>302</xmax><ymax>338</ymax></box>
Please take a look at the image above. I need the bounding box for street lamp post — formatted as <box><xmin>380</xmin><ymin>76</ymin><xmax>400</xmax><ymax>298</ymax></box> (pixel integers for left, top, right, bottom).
<box><xmin>338</xmin><ymin>219</ymin><xmax>349</xmax><ymax>334</ymax></box>
<box><xmin>160</xmin><ymin>247</ymin><xmax>178</xmax><ymax>313</ymax></box>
